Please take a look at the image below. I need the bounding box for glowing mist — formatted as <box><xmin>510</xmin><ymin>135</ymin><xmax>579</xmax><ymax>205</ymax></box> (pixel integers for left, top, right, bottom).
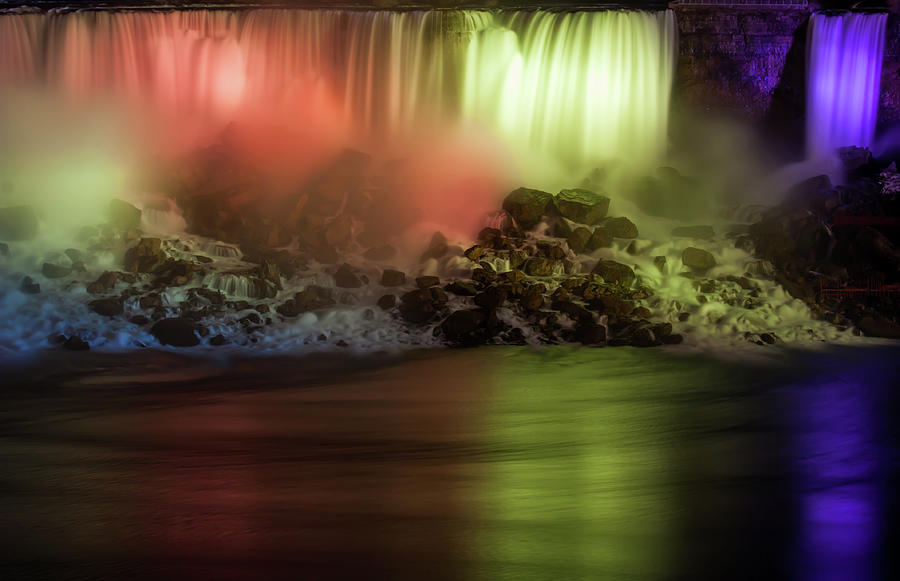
<box><xmin>806</xmin><ymin>11</ymin><xmax>887</xmax><ymax>159</ymax></box>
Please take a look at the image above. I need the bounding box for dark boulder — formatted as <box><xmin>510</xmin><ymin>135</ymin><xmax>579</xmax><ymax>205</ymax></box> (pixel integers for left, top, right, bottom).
<box><xmin>377</xmin><ymin>294</ymin><xmax>396</xmax><ymax>310</ymax></box>
<box><xmin>502</xmin><ymin>188</ymin><xmax>553</xmax><ymax>230</ymax></box>
<box><xmin>334</xmin><ymin>263</ymin><xmax>364</xmax><ymax>288</ymax></box>
<box><xmin>681</xmin><ymin>247</ymin><xmax>717</xmax><ymax>271</ymax></box>
<box><xmin>416</xmin><ymin>276</ymin><xmax>440</xmax><ymax>288</ymax></box>
<box><xmin>398</xmin><ymin>287</ymin><xmax>448</xmax><ymax>324</ymax></box>
<box><xmin>555</xmin><ymin>188</ymin><xmax>610</xmax><ymax>225</ymax></box>
<box><xmin>605</xmin><ymin>217</ymin><xmax>639</xmax><ymax>239</ymax></box>
<box><xmin>63</xmin><ymin>336</ymin><xmax>91</xmax><ymax>351</ymax></box>
<box><xmin>523</xmin><ymin>257</ymin><xmax>554</xmax><ymax>277</ymax></box>
<box><xmin>441</xmin><ymin>309</ymin><xmax>488</xmax><ymax>344</ymax></box>
<box><xmin>89</xmin><ymin>298</ymin><xmax>124</xmax><ymax>317</ymax></box>
<box><xmin>151</xmin><ymin>318</ymin><xmax>202</xmax><ymax>347</ymax></box>
<box><xmin>575</xmin><ymin>323</ymin><xmax>606</xmax><ymax>345</ymax></box>
<box><xmin>20</xmin><ymin>276</ymin><xmax>40</xmax><ymax>294</ymax></box>
<box><xmin>446</xmin><ymin>281</ymin><xmax>478</xmax><ymax>296</ymax></box>
<box><xmin>586</xmin><ymin>227</ymin><xmax>613</xmax><ymax>251</ymax></box>
<box><xmin>41</xmin><ymin>262</ymin><xmax>71</xmax><ymax>279</ymax></box>
<box><xmin>420</xmin><ymin>231</ymin><xmax>448</xmax><ymax>262</ymax></box>
<box><xmin>124</xmin><ymin>238</ymin><xmax>166</xmax><ymax>273</ymax></box>
<box><xmin>380</xmin><ymin>269</ymin><xmax>406</xmax><ymax>287</ymax></box>
<box><xmin>277</xmin><ymin>286</ymin><xmax>335</xmax><ymax>316</ymax></box>
<box><xmin>0</xmin><ymin>206</ymin><xmax>38</xmax><ymax>241</ymax></box>
<box><xmin>107</xmin><ymin>198</ymin><xmax>142</xmax><ymax>230</ymax></box>
<box><xmin>591</xmin><ymin>260</ymin><xmax>635</xmax><ymax>287</ymax></box>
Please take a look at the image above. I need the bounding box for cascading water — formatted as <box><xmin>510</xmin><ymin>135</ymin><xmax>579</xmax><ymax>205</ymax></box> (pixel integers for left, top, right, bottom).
<box><xmin>806</xmin><ymin>11</ymin><xmax>888</xmax><ymax>159</ymax></box>
<box><xmin>0</xmin><ymin>8</ymin><xmax>676</xmax><ymax>169</ymax></box>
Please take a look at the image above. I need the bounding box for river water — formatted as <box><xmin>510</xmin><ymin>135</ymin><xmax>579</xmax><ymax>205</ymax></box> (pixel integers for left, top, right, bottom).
<box><xmin>1</xmin><ymin>344</ymin><xmax>898</xmax><ymax>580</ymax></box>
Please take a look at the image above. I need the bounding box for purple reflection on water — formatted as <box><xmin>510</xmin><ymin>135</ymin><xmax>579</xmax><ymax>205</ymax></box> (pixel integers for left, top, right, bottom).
<box><xmin>790</xmin><ymin>368</ymin><xmax>885</xmax><ymax>581</ymax></box>
<box><xmin>806</xmin><ymin>12</ymin><xmax>887</xmax><ymax>159</ymax></box>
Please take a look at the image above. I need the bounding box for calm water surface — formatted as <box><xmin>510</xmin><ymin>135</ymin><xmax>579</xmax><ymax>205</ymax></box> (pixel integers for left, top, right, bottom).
<box><xmin>0</xmin><ymin>345</ymin><xmax>898</xmax><ymax>580</ymax></box>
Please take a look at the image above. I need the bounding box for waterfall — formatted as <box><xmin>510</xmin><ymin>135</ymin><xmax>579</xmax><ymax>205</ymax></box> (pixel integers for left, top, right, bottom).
<box><xmin>0</xmin><ymin>8</ymin><xmax>676</xmax><ymax>169</ymax></box>
<box><xmin>806</xmin><ymin>11</ymin><xmax>888</xmax><ymax>159</ymax></box>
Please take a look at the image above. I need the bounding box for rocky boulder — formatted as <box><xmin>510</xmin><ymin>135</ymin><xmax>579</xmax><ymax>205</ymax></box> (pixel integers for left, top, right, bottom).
<box><xmin>381</xmin><ymin>269</ymin><xmax>406</xmax><ymax>287</ymax></box>
<box><xmin>502</xmin><ymin>188</ymin><xmax>553</xmax><ymax>230</ymax></box>
<box><xmin>42</xmin><ymin>262</ymin><xmax>71</xmax><ymax>279</ymax></box>
<box><xmin>605</xmin><ymin>217</ymin><xmax>639</xmax><ymax>239</ymax></box>
<box><xmin>591</xmin><ymin>260</ymin><xmax>635</xmax><ymax>287</ymax></box>
<box><xmin>682</xmin><ymin>247</ymin><xmax>717</xmax><ymax>271</ymax></box>
<box><xmin>108</xmin><ymin>198</ymin><xmax>142</xmax><ymax>230</ymax></box>
<box><xmin>398</xmin><ymin>287</ymin><xmax>448</xmax><ymax>324</ymax></box>
<box><xmin>555</xmin><ymin>188</ymin><xmax>610</xmax><ymax>225</ymax></box>
<box><xmin>440</xmin><ymin>309</ymin><xmax>488</xmax><ymax>345</ymax></box>
<box><xmin>124</xmin><ymin>238</ymin><xmax>166</xmax><ymax>273</ymax></box>
<box><xmin>151</xmin><ymin>318</ymin><xmax>202</xmax><ymax>347</ymax></box>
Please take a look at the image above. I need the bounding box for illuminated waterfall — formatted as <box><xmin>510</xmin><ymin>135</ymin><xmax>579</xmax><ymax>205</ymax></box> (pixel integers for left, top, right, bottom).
<box><xmin>0</xmin><ymin>8</ymin><xmax>675</xmax><ymax>168</ymax></box>
<box><xmin>806</xmin><ymin>11</ymin><xmax>887</xmax><ymax>159</ymax></box>
<box><xmin>463</xmin><ymin>10</ymin><xmax>677</xmax><ymax>167</ymax></box>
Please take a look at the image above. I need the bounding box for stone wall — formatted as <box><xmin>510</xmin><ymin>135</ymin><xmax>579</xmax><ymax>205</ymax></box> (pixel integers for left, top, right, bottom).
<box><xmin>673</xmin><ymin>4</ymin><xmax>900</xmax><ymax>132</ymax></box>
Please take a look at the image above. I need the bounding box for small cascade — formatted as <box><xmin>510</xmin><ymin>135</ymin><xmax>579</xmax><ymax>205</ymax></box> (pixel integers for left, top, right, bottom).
<box><xmin>806</xmin><ymin>11</ymin><xmax>888</xmax><ymax>159</ymax></box>
<box><xmin>0</xmin><ymin>8</ymin><xmax>676</xmax><ymax>169</ymax></box>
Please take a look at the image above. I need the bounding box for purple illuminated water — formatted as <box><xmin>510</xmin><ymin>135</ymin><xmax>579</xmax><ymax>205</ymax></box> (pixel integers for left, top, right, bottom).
<box><xmin>806</xmin><ymin>11</ymin><xmax>887</xmax><ymax>159</ymax></box>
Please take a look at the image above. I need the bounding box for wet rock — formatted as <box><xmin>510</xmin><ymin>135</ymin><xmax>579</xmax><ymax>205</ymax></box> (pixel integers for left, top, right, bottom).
<box><xmin>377</xmin><ymin>294</ymin><xmax>396</xmax><ymax>310</ymax></box>
<box><xmin>277</xmin><ymin>286</ymin><xmax>335</xmax><ymax>316</ymax></box>
<box><xmin>20</xmin><ymin>276</ymin><xmax>40</xmax><ymax>294</ymax></box>
<box><xmin>523</xmin><ymin>257</ymin><xmax>554</xmax><ymax>277</ymax></box>
<box><xmin>555</xmin><ymin>188</ymin><xmax>610</xmax><ymax>225</ymax></box>
<box><xmin>153</xmin><ymin>260</ymin><xmax>201</xmax><ymax>287</ymax></box>
<box><xmin>41</xmin><ymin>262</ymin><xmax>71</xmax><ymax>279</ymax></box>
<box><xmin>363</xmin><ymin>244</ymin><xmax>397</xmax><ymax>261</ymax></box>
<box><xmin>858</xmin><ymin>317</ymin><xmax>900</xmax><ymax>340</ymax></box>
<box><xmin>671</xmin><ymin>225</ymin><xmax>715</xmax><ymax>240</ymax></box>
<box><xmin>441</xmin><ymin>309</ymin><xmax>488</xmax><ymax>344</ymax></box>
<box><xmin>334</xmin><ymin>263</ymin><xmax>364</xmax><ymax>288</ymax></box>
<box><xmin>536</xmin><ymin>241</ymin><xmax>567</xmax><ymax>260</ymax></box>
<box><xmin>129</xmin><ymin>315</ymin><xmax>150</xmax><ymax>325</ymax></box>
<box><xmin>420</xmin><ymin>231</ymin><xmax>448</xmax><ymax>262</ymax></box>
<box><xmin>663</xmin><ymin>333</ymin><xmax>684</xmax><ymax>345</ymax></box>
<box><xmin>509</xmin><ymin>249</ymin><xmax>529</xmax><ymax>269</ymax></box>
<box><xmin>87</xmin><ymin>271</ymin><xmax>120</xmax><ymax>294</ymax></box>
<box><xmin>398</xmin><ymin>287</ymin><xmax>448</xmax><ymax>324</ymax></box>
<box><xmin>502</xmin><ymin>187</ymin><xmax>553</xmax><ymax>230</ymax></box>
<box><xmin>63</xmin><ymin>335</ymin><xmax>90</xmax><ymax>351</ymax></box>
<box><xmin>108</xmin><ymin>198</ymin><xmax>142</xmax><ymax>230</ymax></box>
<box><xmin>554</xmin><ymin>300</ymin><xmax>594</xmax><ymax>324</ymax></box>
<box><xmin>653</xmin><ymin>255</ymin><xmax>667</xmax><ymax>274</ymax></box>
<box><xmin>0</xmin><ymin>205</ymin><xmax>38</xmax><ymax>241</ymax></box>
<box><xmin>519</xmin><ymin>287</ymin><xmax>544</xmax><ymax>312</ymax></box>
<box><xmin>586</xmin><ymin>226</ymin><xmax>613</xmax><ymax>251</ymax></box>
<box><xmin>124</xmin><ymin>238</ymin><xmax>166</xmax><ymax>273</ymax></box>
<box><xmin>472</xmin><ymin>267</ymin><xmax>497</xmax><ymax>285</ymax></box>
<box><xmin>416</xmin><ymin>276</ymin><xmax>440</xmax><ymax>288</ymax></box>
<box><xmin>498</xmin><ymin>269</ymin><xmax>526</xmax><ymax>283</ymax></box>
<box><xmin>257</xmin><ymin>260</ymin><xmax>282</xmax><ymax>290</ymax></box>
<box><xmin>681</xmin><ymin>247</ymin><xmax>717</xmax><ymax>271</ymax></box>
<box><xmin>567</xmin><ymin>227</ymin><xmax>592</xmax><ymax>253</ymax></box>
<box><xmin>380</xmin><ymin>269</ymin><xmax>406</xmax><ymax>287</ymax></box>
<box><xmin>553</xmin><ymin>217</ymin><xmax>574</xmax><ymax>238</ymax></box>
<box><xmin>589</xmin><ymin>294</ymin><xmax>635</xmax><ymax>317</ymax></box>
<box><xmin>591</xmin><ymin>260</ymin><xmax>635</xmax><ymax>287</ymax></box>
<box><xmin>605</xmin><ymin>217</ymin><xmax>639</xmax><ymax>239</ymax></box>
<box><xmin>464</xmin><ymin>245</ymin><xmax>486</xmax><ymax>261</ymax></box>
<box><xmin>151</xmin><ymin>318</ymin><xmax>202</xmax><ymax>347</ymax></box>
<box><xmin>89</xmin><ymin>298</ymin><xmax>124</xmax><ymax>317</ymax></box>
<box><xmin>210</xmin><ymin>334</ymin><xmax>227</xmax><ymax>346</ymax></box>
<box><xmin>575</xmin><ymin>323</ymin><xmax>606</xmax><ymax>345</ymax></box>
<box><xmin>476</xmin><ymin>227</ymin><xmax>503</xmax><ymax>249</ymax></box>
<box><xmin>474</xmin><ymin>286</ymin><xmax>507</xmax><ymax>311</ymax></box>
<box><xmin>446</xmin><ymin>281</ymin><xmax>478</xmax><ymax>296</ymax></box>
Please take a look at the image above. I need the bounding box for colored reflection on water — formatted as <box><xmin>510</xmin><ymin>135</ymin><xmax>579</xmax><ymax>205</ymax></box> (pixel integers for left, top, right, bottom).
<box><xmin>788</xmin><ymin>354</ymin><xmax>890</xmax><ymax>581</ymax></box>
<box><xmin>0</xmin><ymin>346</ymin><xmax>897</xmax><ymax>580</ymax></box>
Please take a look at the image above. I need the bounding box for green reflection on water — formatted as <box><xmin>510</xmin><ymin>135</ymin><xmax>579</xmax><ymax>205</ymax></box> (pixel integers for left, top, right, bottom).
<box><xmin>470</xmin><ymin>346</ymin><xmax>738</xmax><ymax>580</ymax></box>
